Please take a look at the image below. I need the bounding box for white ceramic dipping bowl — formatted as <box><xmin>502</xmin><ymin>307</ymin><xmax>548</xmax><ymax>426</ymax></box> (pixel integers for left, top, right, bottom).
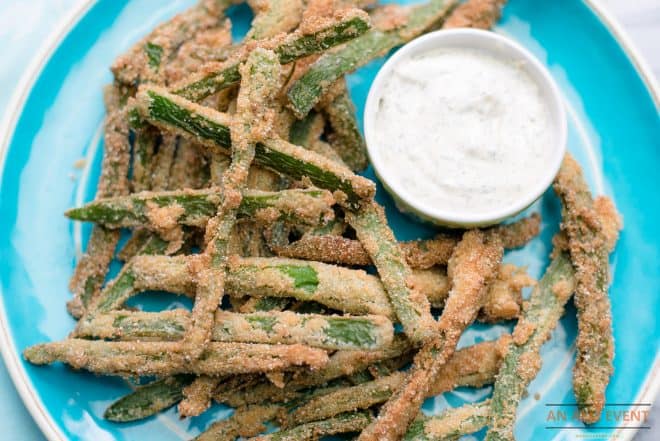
<box><xmin>364</xmin><ymin>29</ymin><xmax>567</xmax><ymax>227</ymax></box>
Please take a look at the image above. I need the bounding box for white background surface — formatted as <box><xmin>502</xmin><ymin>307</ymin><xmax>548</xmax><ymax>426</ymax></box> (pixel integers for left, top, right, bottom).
<box><xmin>0</xmin><ymin>1</ymin><xmax>657</xmax><ymax>440</ymax></box>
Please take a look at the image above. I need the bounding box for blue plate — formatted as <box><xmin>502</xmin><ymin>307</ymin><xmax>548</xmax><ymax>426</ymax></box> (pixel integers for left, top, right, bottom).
<box><xmin>1</xmin><ymin>1</ymin><xmax>658</xmax><ymax>440</ymax></box>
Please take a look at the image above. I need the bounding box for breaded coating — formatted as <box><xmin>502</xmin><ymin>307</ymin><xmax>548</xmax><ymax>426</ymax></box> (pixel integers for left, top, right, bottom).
<box><xmin>443</xmin><ymin>0</ymin><xmax>507</xmax><ymax>30</ymax></box>
<box><xmin>179</xmin><ymin>375</ymin><xmax>219</xmax><ymax>417</ymax></box>
<box><xmin>68</xmin><ymin>86</ymin><xmax>130</xmax><ymax>317</ymax></box>
<box><xmin>285</xmin><ymin>336</ymin><xmax>508</xmax><ymax>427</ymax></box>
<box><xmin>24</xmin><ymin>340</ymin><xmax>328</xmax><ymax>377</ymax></box>
<box><xmin>195</xmin><ymin>404</ymin><xmax>283</xmax><ymax>440</ymax></box>
<box><xmin>112</xmin><ymin>0</ymin><xmax>231</xmax><ymax>86</ymax></box>
<box><xmin>479</xmin><ymin>264</ymin><xmax>535</xmax><ymax>322</ymax></box>
<box><xmin>272</xmin><ymin>213</ymin><xmax>540</xmax><ymax>268</ymax></box>
<box><xmin>428</xmin><ymin>335</ymin><xmax>510</xmax><ymax>395</ymax></box>
<box><xmin>553</xmin><ymin>154</ymin><xmax>620</xmax><ymax>423</ymax></box>
<box><xmin>247</xmin><ymin>0</ymin><xmax>304</xmax><ymax>40</ymax></box>
<box><xmin>164</xmin><ymin>20</ymin><xmax>234</xmax><ymax>85</ymax></box>
<box><xmin>358</xmin><ymin>230</ymin><xmax>503</xmax><ymax>441</ymax></box>
<box><xmin>593</xmin><ymin>195</ymin><xmax>623</xmax><ymax>251</ymax></box>
<box><xmin>186</xmin><ymin>49</ymin><xmax>283</xmax><ymax>361</ymax></box>
<box><xmin>347</xmin><ymin>202</ymin><xmax>436</xmax><ymax>344</ymax></box>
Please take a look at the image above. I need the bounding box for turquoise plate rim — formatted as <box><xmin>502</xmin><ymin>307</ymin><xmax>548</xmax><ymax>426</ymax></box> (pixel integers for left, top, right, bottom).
<box><xmin>0</xmin><ymin>1</ymin><xmax>658</xmax><ymax>441</ymax></box>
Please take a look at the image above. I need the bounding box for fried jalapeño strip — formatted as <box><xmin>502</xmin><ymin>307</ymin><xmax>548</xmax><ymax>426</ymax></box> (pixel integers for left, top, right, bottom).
<box><xmin>246</xmin><ymin>0</ymin><xmax>305</xmax><ymax>40</ymax></box>
<box><xmin>346</xmin><ymin>202</ymin><xmax>435</xmax><ymax>344</ymax></box>
<box><xmin>553</xmin><ymin>154</ymin><xmax>620</xmax><ymax>423</ymax></box>
<box><xmin>284</xmin><ymin>337</ymin><xmax>508</xmax><ymax>426</ymax></box>
<box><xmin>272</xmin><ymin>213</ymin><xmax>541</xmax><ymax>268</ymax></box>
<box><xmin>185</xmin><ymin>48</ymin><xmax>283</xmax><ymax>360</ymax></box>
<box><xmin>97</xmin><ymin>254</ymin><xmax>522</xmax><ymax>321</ymax></box>
<box><xmin>484</xmin><ymin>252</ymin><xmax>575</xmax><ymax>441</ymax></box>
<box><xmin>66</xmin><ymin>188</ymin><xmax>335</xmax><ymax>229</ymax></box>
<box><xmin>214</xmin><ymin>335</ymin><xmax>412</xmax><ymax>407</ymax></box>
<box><xmin>403</xmin><ymin>399</ymin><xmax>492</xmax><ymax>441</ymax></box>
<box><xmin>194</xmin><ymin>404</ymin><xmax>284</xmax><ymax>441</ymax></box>
<box><xmin>442</xmin><ymin>0</ymin><xmax>507</xmax><ymax>30</ymax></box>
<box><xmin>251</xmin><ymin>411</ymin><xmax>373</xmax><ymax>441</ymax></box>
<box><xmin>173</xmin><ymin>49</ymin><xmax>285</xmax><ymax>405</ymax></box>
<box><xmin>68</xmin><ymin>86</ymin><xmax>131</xmax><ymax>318</ymax></box>
<box><xmin>321</xmin><ymin>79</ymin><xmax>368</xmax><ymax>171</ymax></box>
<box><xmin>358</xmin><ymin>229</ymin><xmax>503</xmax><ymax>441</ymax></box>
<box><xmin>76</xmin><ymin>309</ymin><xmax>394</xmax><ymax>351</ymax></box>
<box><xmin>112</xmin><ymin>0</ymin><xmax>235</xmax><ymax>87</ymax></box>
<box><xmin>179</xmin><ymin>375</ymin><xmax>220</xmax><ymax>417</ymax></box>
<box><xmin>104</xmin><ymin>374</ymin><xmax>195</xmax><ymax>422</ymax></box>
<box><xmin>134</xmin><ymin>86</ymin><xmax>376</xmax><ymax>208</ymax></box>
<box><xmin>173</xmin><ymin>8</ymin><xmax>371</xmax><ymax>102</ymax></box>
<box><xmin>286</xmin><ymin>0</ymin><xmax>458</xmax><ymax>118</ymax></box>
<box><xmin>72</xmin><ymin>196</ymin><xmax>333</xmax><ymax>325</ymax></box>
<box><xmin>23</xmin><ymin>340</ymin><xmax>328</xmax><ymax>377</ymax></box>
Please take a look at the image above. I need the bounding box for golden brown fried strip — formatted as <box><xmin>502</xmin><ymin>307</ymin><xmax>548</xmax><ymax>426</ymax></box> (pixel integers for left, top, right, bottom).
<box><xmin>479</xmin><ymin>263</ymin><xmax>535</xmax><ymax>323</ymax></box>
<box><xmin>68</xmin><ymin>87</ymin><xmax>130</xmax><ymax>318</ymax></box>
<box><xmin>112</xmin><ymin>0</ymin><xmax>232</xmax><ymax>86</ymax></box>
<box><xmin>593</xmin><ymin>195</ymin><xmax>623</xmax><ymax>251</ymax></box>
<box><xmin>128</xmin><ymin>253</ymin><xmax>526</xmax><ymax>322</ymax></box>
<box><xmin>195</xmin><ymin>404</ymin><xmax>283</xmax><ymax>441</ymax></box>
<box><xmin>170</xmin><ymin>139</ymin><xmax>209</xmax><ymax>190</ymax></box>
<box><xmin>164</xmin><ymin>20</ymin><xmax>234</xmax><ymax>85</ymax></box>
<box><xmin>443</xmin><ymin>0</ymin><xmax>507</xmax><ymax>30</ymax></box>
<box><xmin>272</xmin><ymin>234</ymin><xmax>371</xmax><ymax>265</ymax></box>
<box><xmin>150</xmin><ymin>134</ymin><xmax>179</xmax><ymax>191</ymax></box>
<box><xmin>24</xmin><ymin>340</ymin><xmax>328</xmax><ymax>377</ymax></box>
<box><xmin>179</xmin><ymin>375</ymin><xmax>220</xmax><ymax>418</ymax></box>
<box><xmin>358</xmin><ymin>230</ymin><xmax>503</xmax><ymax>441</ymax></box>
<box><xmin>285</xmin><ymin>336</ymin><xmax>508</xmax><ymax>427</ymax></box>
<box><xmin>212</xmin><ymin>337</ymin><xmax>411</xmax><ymax>408</ymax></box>
<box><xmin>426</xmin><ymin>264</ymin><xmax>533</xmax><ymax>323</ymax></box>
<box><xmin>553</xmin><ymin>155</ymin><xmax>620</xmax><ymax>423</ymax></box>
<box><xmin>428</xmin><ymin>335</ymin><xmax>510</xmax><ymax>395</ymax></box>
<box><xmin>272</xmin><ymin>214</ymin><xmax>540</xmax><ymax>268</ymax></box>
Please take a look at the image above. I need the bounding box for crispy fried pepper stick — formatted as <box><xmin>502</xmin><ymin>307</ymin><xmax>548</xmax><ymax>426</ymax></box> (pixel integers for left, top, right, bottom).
<box><xmin>104</xmin><ymin>375</ymin><xmax>195</xmax><ymax>422</ymax></box>
<box><xmin>134</xmin><ymin>86</ymin><xmax>376</xmax><ymax>208</ymax></box>
<box><xmin>76</xmin><ymin>309</ymin><xmax>394</xmax><ymax>351</ymax></box>
<box><xmin>66</xmin><ymin>188</ymin><xmax>335</xmax><ymax>229</ymax></box>
<box><xmin>214</xmin><ymin>335</ymin><xmax>412</xmax><ymax>407</ymax></box>
<box><xmin>286</xmin><ymin>0</ymin><xmax>458</xmax><ymax>117</ymax></box>
<box><xmin>68</xmin><ymin>87</ymin><xmax>131</xmax><ymax>318</ymax></box>
<box><xmin>553</xmin><ymin>154</ymin><xmax>620</xmax><ymax>423</ymax></box>
<box><xmin>100</xmin><ymin>254</ymin><xmax>523</xmax><ymax>320</ymax></box>
<box><xmin>272</xmin><ymin>213</ymin><xmax>540</xmax><ymax>268</ymax></box>
<box><xmin>346</xmin><ymin>202</ymin><xmax>436</xmax><ymax>344</ymax></box>
<box><xmin>194</xmin><ymin>404</ymin><xmax>283</xmax><ymax>441</ymax></box>
<box><xmin>246</xmin><ymin>0</ymin><xmax>304</xmax><ymax>40</ymax></box>
<box><xmin>185</xmin><ymin>48</ymin><xmax>283</xmax><ymax>361</ymax></box>
<box><xmin>112</xmin><ymin>0</ymin><xmax>236</xmax><ymax>86</ymax></box>
<box><xmin>24</xmin><ymin>340</ymin><xmax>328</xmax><ymax>377</ymax></box>
<box><xmin>285</xmin><ymin>336</ymin><xmax>507</xmax><ymax>426</ymax></box>
<box><xmin>173</xmin><ymin>9</ymin><xmax>371</xmax><ymax>101</ymax></box>
<box><xmin>484</xmin><ymin>252</ymin><xmax>575</xmax><ymax>441</ymax></box>
<box><xmin>321</xmin><ymin>81</ymin><xmax>368</xmax><ymax>171</ymax></box>
<box><xmin>442</xmin><ymin>0</ymin><xmax>506</xmax><ymax>30</ymax></box>
<box><xmin>403</xmin><ymin>400</ymin><xmax>491</xmax><ymax>441</ymax></box>
<box><xmin>250</xmin><ymin>411</ymin><xmax>373</xmax><ymax>441</ymax></box>
<box><xmin>179</xmin><ymin>375</ymin><xmax>220</xmax><ymax>417</ymax></box>
<box><xmin>358</xmin><ymin>230</ymin><xmax>503</xmax><ymax>441</ymax></box>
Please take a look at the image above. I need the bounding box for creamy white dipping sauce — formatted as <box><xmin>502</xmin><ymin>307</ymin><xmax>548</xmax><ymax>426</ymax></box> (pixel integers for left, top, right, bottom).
<box><xmin>372</xmin><ymin>47</ymin><xmax>556</xmax><ymax>215</ymax></box>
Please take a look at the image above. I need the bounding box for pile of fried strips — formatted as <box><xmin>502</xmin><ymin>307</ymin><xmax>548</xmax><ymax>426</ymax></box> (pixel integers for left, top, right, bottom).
<box><xmin>23</xmin><ymin>1</ymin><xmax>622</xmax><ymax>440</ymax></box>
